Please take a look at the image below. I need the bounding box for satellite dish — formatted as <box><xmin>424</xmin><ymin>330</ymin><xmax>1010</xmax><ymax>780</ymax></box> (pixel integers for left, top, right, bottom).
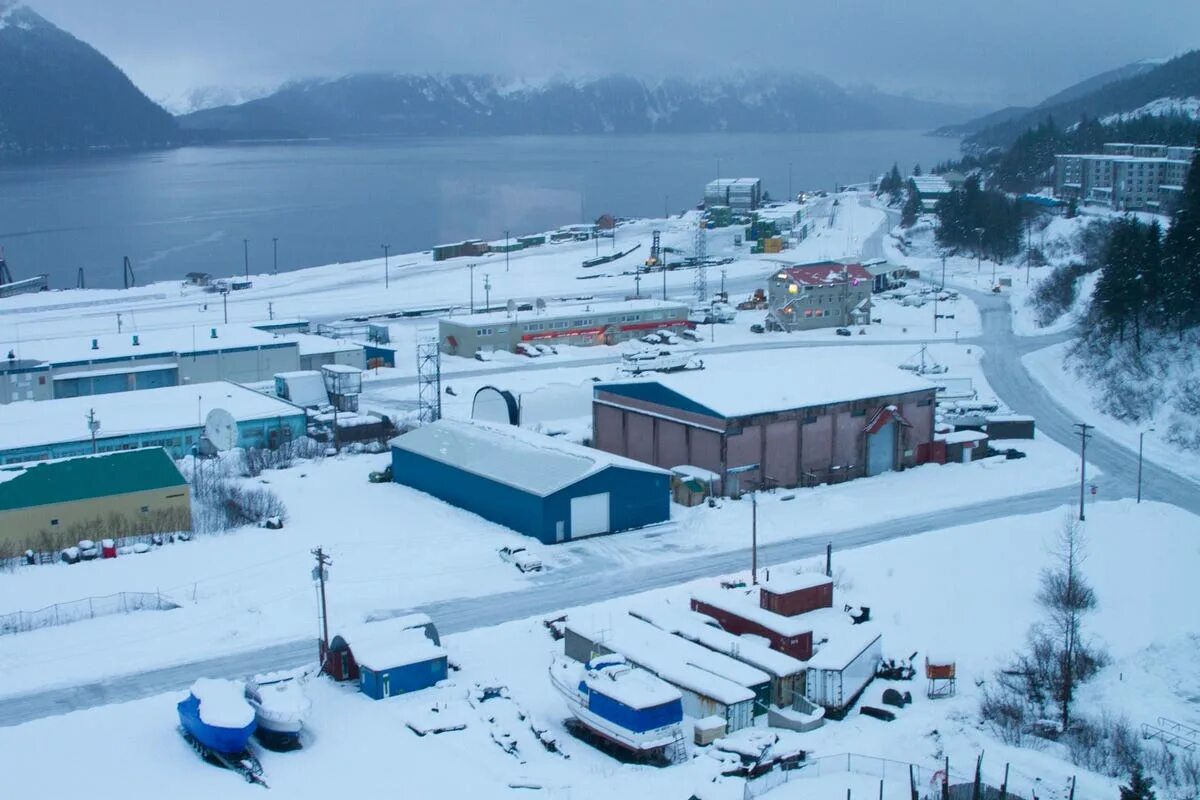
<box><xmin>506</xmin><ymin>299</ymin><xmax>517</xmax><ymax>317</ymax></box>
<box><xmin>535</xmin><ymin>297</ymin><xmax>546</xmax><ymax>314</ymax></box>
<box><xmin>203</xmin><ymin>408</ymin><xmax>238</xmax><ymax>452</ymax></box>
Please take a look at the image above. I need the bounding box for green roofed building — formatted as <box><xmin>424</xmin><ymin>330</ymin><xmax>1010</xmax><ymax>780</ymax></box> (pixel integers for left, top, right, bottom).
<box><xmin>0</xmin><ymin>448</ymin><xmax>191</xmax><ymax>552</ymax></box>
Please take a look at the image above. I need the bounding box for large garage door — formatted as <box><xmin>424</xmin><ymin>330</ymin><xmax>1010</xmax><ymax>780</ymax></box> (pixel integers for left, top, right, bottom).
<box><xmin>570</xmin><ymin>493</ymin><xmax>610</xmax><ymax>538</ymax></box>
<box><xmin>867</xmin><ymin>421</ymin><xmax>896</xmax><ymax>477</ymax></box>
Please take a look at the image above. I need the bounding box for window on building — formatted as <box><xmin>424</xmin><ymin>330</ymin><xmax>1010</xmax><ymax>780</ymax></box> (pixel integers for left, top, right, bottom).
<box><xmin>572</xmin><ymin>319</ymin><xmax>587</xmax><ymax>327</ymax></box>
<box><xmin>50</xmin><ymin>519</ymin><xmax>59</xmax><ymax>526</ymax></box>
<box><xmin>475</xmin><ymin>327</ymin><xmax>493</xmax><ymax>336</ymax></box>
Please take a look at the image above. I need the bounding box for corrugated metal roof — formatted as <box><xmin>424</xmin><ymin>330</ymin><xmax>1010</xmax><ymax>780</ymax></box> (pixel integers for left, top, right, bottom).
<box><xmin>390</xmin><ymin>418</ymin><xmax>669</xmax><ymax>497</ymax></box>
<box><xmin>0</xmin><ymin>448</ymin><xmax>187</xmax><ymax>511</ymax></box>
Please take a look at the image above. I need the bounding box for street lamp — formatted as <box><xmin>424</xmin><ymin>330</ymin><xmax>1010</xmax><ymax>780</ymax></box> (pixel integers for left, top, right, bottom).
<box><xmin>272</xmin><ymin>237</ymin><xmax>278</xmax><ymax>275</ymax></box>
<box><xmin>382</xmin><ymin>244</ymin><xmax>390</xmax><ymax>289</ymax></box>
<box><xmin>243</xmin><ymin>238</ymin><xmax>250</xmax><ymax>278</ymax></box>
<box><xmin>1137</xmin><ymin>428</ymin><xmax>1155</xmax><ymax>503</ymax></box>
<box><xmin>634</xmin><ymin>273</ymin><xmax>641</xmax><ymax>298</ymax></box>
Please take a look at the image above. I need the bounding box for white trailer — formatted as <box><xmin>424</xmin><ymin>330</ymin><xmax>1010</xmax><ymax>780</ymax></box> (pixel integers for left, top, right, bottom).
<box><xmin>804</xmin><ymin>627</ymin><xmax>882</xmax><ymax>716</ymax></box>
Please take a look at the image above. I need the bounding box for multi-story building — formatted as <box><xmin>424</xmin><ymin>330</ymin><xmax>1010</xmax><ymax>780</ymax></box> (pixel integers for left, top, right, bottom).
<box><xmin>1054</xmin><ymin>143</ymin><xmax>1195</xmax><ymax>212</ymax></box>
<box><xmin>438</xmin><ymin>299</ymin><xmax>691</xmax><ymax>356</ymax></box>
<box><xmin>766</xmin><ymin>261</ymin><xmax>873</xmax><ymax>332</ymax></box>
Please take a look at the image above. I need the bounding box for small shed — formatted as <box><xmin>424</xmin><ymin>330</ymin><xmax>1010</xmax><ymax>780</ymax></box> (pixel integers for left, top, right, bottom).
<box><xmin>986</xmin><ymin>414</ymin><xmax>1035</xmax><ymax>440</ymax></box>
<box><xmin>325</xmin><ymin>613</ymin><xmax>441</xmax><ymax>684</ymax></box>
<box><xmin>351</xmin><ymin>625</ymin><xmax>448</xmax><ymax>701</ymax></box>
<box><xmin>937</xmin><ymin>429</ymin><xmax>988</xmax><ymax>464</ymax></box>
<box><xmin>390</xmin><ymin>419</ymin><xmax>671</xmax><ymax>544</ymax></box>
<box><xmin>759</xmin><ymin>573</ymin><xmax>833</xmax><ymax>617</ymax></box>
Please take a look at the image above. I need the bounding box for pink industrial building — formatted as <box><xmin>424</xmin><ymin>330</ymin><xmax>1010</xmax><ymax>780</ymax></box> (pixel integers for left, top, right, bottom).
<box><xmin>592</xmin><ymin>351</ymin><xmax>936</xmax><ymax>493</ymax></box>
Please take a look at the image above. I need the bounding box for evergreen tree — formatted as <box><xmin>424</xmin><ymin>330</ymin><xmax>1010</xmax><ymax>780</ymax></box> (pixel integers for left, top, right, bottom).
<box><xmin>1119</xmin><ymin>764</ymin><xmax>1156</xmax><ymax>800</ymax></box>
<box><xmin>913</xmin><ymin>163</ymin><xmax>923</xmax><ymax>176</ymax></box>
<box><xmin>900</xmin><ymin>179</ymin><xmax>922</xmax><ymax>227</ymax></box>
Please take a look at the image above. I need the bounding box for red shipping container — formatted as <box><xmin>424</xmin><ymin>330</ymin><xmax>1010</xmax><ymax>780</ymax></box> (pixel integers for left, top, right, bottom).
<box><xmin>758</xmin><ymin>574</ymin><xmax>833</xmax><ymax>617</ymax></box>
<box><xmin>691</xmin><ymin>598</ymin><xmax>814</xmax><ymax>661</ymax></box>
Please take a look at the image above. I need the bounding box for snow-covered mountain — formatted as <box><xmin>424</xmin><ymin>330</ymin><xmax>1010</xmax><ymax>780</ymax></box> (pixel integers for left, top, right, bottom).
<box><xmin>156</xmin><ymin>85</ymin><xmax>275</xmax><ymax>117</ymax></box>
<box><xmin>0</xmin><ymin>1</ymin><xmax>179</xmax><ymax>155</ymax></box>
<box><xmin>177</xmin><ymin>72</ymin><xmax>976</xmax><ymax>139</ymax></box>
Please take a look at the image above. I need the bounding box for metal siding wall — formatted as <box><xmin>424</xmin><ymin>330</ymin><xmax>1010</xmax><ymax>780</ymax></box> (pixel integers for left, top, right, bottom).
<box><xmin>391</xmin><ymin>447</ymin><xmax>548</xmax><ymax>541</ymax></box>
<box><xmin>654</xmin><ymin>418</ymin><xmax>689</xmax><ymax>470</ymax></box>
<box><xmin>546</xmin><ymin>467</ymin><xmax>669</xmax><ymax>541</ymax></box>
<box><xmin>764</xmin><ymin>420</ymin><xmax>799</xmax><ymax>487</ymax></box>
<box><xmin>593</xmin><ymin>404</ymin><xmax>625</xmax><ymax>455</ymax></box>
<box><xmin>625</xmin><ymin>414</ymin><xmax>655</xmax><ymax>464</ymax></box>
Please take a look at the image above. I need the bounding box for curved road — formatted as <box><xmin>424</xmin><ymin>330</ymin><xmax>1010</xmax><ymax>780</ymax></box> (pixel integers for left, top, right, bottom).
<box><xmin>2</xmin><ymin>201</ymin><xmax>1194</xmax><ymax>728</ymax></box>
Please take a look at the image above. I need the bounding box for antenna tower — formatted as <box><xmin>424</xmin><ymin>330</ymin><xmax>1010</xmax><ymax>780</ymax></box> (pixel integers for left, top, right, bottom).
<box><xmin>416</xmin><ymin>330</ymin><xmax>442</xmax><ymax>424</ymax></box>
<box><xmin>693</xmin><ymin>220</ymin><xmax>708</xmax><ymax>302</ymax></box>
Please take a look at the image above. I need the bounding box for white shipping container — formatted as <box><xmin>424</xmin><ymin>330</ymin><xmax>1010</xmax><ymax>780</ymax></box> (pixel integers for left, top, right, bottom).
<box><xmin>804</xmin><ymin>629</ymin><xmax>883</xmax><ymax>713</ymax></box>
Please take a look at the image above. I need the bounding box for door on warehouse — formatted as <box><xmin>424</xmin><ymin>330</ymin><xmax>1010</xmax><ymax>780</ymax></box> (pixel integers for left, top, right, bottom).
<box><xmin>866</xmin><ymin>421</ymin><xmax>896</xmax><ymax>477</ymax></box>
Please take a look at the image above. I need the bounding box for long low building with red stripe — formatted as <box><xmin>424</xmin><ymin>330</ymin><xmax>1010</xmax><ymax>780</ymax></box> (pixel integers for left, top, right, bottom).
<box><xmin>439</xmin><ymin>299</ymin><xmax>691</xmax><ymax>356</ymax></box>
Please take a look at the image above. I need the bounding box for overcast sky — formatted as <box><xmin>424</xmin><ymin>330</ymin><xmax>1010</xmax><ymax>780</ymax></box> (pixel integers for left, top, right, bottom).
<box><xmin>31</xmin><ymin>0</ymin><xmax>1200</xmax><ymax>108</ymax></box>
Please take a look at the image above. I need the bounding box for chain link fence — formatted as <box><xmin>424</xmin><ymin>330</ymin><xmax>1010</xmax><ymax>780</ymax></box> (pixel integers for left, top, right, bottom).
<box><xmin>0</xmin><ymin>591</ymin><xmax>179</xmax><ymax>636</ymax></box>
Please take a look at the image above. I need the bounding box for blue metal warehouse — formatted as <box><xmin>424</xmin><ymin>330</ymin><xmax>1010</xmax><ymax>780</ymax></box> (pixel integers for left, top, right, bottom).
<box><xmin>390</xmin><ymin>419</ymin><xmax>670</xmax><ymax>544</ymax></box>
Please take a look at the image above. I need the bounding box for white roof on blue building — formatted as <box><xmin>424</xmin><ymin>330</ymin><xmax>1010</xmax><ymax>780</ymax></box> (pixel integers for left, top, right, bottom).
<box><xmin>0</xmin><ymin>382</ymin><xmax>302</xmax><ymax>451</ymax></box>
<box><xmin>390</xmin><ymin>418</ymin><xmax>669</xmax><ymax>497</ymax></box>
<box><xmin>0</xmin><ymin>323</ymin><xmax>292</xmax><ymax>366</ymax></box>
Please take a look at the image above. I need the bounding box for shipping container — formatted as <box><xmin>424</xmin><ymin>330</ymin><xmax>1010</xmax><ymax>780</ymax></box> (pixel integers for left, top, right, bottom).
<box><xmin>804</xmin><ymin>628</ymin><xmax>882</xmax><ymax>717</ymax></box>
<box><xmin>759</xmin><ymin>573</ymin><xmax>834</xmax><ymax>617</ymax></box>
<box><xmin>691</xmin><ymin>594</ymin><xmax>814</xmax><ymax>661</ymax></box>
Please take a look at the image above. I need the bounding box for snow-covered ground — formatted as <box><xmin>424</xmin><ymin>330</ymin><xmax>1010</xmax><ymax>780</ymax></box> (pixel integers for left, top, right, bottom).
<box><xmin>1025</xmin><ymin>340</ymin><xmax>1200</xmax><ymax>483</ymax></box>
<box><xmin>2</xmin><ymin>499</ymin><xmax>1195</xmax><ymax>800</ymax></box>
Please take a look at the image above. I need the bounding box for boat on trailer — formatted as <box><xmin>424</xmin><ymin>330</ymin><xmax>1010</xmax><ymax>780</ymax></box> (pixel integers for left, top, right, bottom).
<box><xmin>618</xmin><ymin>346</ymin><xmax>702</xmax><ymax>375</ymax></box>
<box><xmin>245</xmin><ymin>672</ymin><xmax>312</xmax><ymax>751</ymax></box>
<box><xmin>177</xmin><ymin>678</ymin><xmax>266</xmax><ymax>786</ymax></box>
<box><xmin>550</xmin><ymin>655</ymin><xmax>685</xmax><ymax>761</ymax></box>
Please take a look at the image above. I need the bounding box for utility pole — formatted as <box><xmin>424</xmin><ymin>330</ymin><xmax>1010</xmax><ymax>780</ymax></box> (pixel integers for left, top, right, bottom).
<box><xmin>87</xmin><ymin>408</ymin><xmax>100</xmax><ymax>454</ymax></box>
<box><xmin>116</xmin><ymin>312</ymin><xmax>123</xmax><ymax>333</ymax></box>
<box><xmin>634</xmin><ymin>273</ymin><xmax>641</xmax><ymax>298</ymax></box>
<box><xmin>243</xmin><ymin>238</ymin><xmax>249</xmax><ymax>279</ymax></box>
<box><xmin>268</xmin><ymin>301</ymin><xmax>274</xmax><ymax>320</ymax></box>
<box><xmin>1074</xmin><ymin>423</ymin><xmax>1094</xmax><ymax>521</ymax></box>
<box><xmin>1137</xmin><ymin>428</ymin><xmax>1154</xmax><ymax>503</ymax></box>
<box><xmin>505</xmin><ymin>229</ymin><xmax>511</xmax><ymax>273</ymax></box>
<box><xmin>222</xmin><ymin>289</ymin><xmax>228</xmax><ymax>324</ymax></box>
<box><xmin>273</xmin><ymin>237</ymin><xmax>278</xmax><ymax>275</ymax></box>
<box><xmin>469</xmin><ymin>263</ymin><xmax>476</xmax><ymax>314</ymax></box>
<box><xmin>484</xmin><ymin>274</ymin><xmax>491</xmax><ymax>310</ymax></box>
<box><xmin>940</xmin><ymin>255</ymin><xmax>947</xmax><ymax>291</ymax></box>
<box><xmin>788</xmin><ymin>161</ymin><xmax>793</xmax><ymax>202</ymax></box>
<box><xmin>974</xmin><ymin>227</ymin><xmax>984</xmax><ymax>275</ymax></box>
<box><xmin>662</xmin><ymin>262</ymin><xmax>667</xmax><ymax>301</ymax></box>
<box><xmin>382</xmin><ymin>244</ymin><xmax>390</xmax><ymax>289</ymax></box>
<box><xmin>751</xmin><ymin>491</ymin><xmax>758</xmax><ymax>585</ymax></box>
<box><xmin>664</xmin><ymin>194</ymin><xmax>668</xmax><ymax>219</ymax></box>
<box><xmin>311</xmin><ymin>547</ymin><xmax>332</xmax><ymax>663</ymax></box>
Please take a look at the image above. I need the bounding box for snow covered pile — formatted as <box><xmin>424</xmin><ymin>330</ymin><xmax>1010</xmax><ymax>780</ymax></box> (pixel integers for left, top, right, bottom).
<box><xmin>190</xmin><ymin>678</ymin><xmax>254</xmax><ymax>728</ymax></box>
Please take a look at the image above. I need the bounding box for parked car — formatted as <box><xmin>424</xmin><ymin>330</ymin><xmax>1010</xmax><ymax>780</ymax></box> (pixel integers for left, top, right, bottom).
<box><xmin>835</xmin><ymin>328</ymin><xmax>852</xmax><ymax>337</ymax></box>
<box><xmin>474</xmin><ymin>350</ymin><xmax>494</xmax><ymax>362</ymax></box>
<box><xmin>498</xmin><ymin>546</ymin><xmax>543</xmax><ymax>573</ymax></box>
<box><xmin>516</xmin><ymin>343</ymin><xmax>540</xmax><ymax>358</ymax></box>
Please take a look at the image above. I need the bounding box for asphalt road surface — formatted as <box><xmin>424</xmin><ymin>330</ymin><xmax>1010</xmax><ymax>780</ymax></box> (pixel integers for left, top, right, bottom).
<box><xmin>2</xmin><ymin>198</ymin><xmax>1192</xmax><ymax>728</ymax></box>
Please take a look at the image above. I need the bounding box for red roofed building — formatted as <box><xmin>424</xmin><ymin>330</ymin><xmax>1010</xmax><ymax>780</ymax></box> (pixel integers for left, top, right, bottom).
<box><xmin>767</xmin><ymin>261</ymin><xmax>873</xmax><ymax>332</ymax></box>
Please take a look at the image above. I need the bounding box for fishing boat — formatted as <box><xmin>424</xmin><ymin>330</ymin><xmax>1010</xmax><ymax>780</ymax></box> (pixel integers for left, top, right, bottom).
<box><xmin>618</xmin><ymin>346</ymin><xmax>701</xmax><ymax>375</ymax></box>
<box><xmin>178</xmin><ymin>678</ymin><xmax>265</xmax><ymax>785</ymax></box>
<box><xmin>245</xmin><ymin>672</ymin><xmax>312</xmax><ymax>751</ymax></box>
<box><xmin>549</xmin><ymin>655</ymin><xmax>685</xmax><ymax>757</ymax></box>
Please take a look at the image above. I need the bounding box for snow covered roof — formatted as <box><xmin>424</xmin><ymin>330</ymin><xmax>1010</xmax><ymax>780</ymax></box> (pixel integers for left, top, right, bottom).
<box><xmin>760</xmin><ymin>572</ymin><xmax>833</xmax><ymax>596</ymax></box>
<box><xmin>806</xmin><ymin>627</ymin><xmax>882</xmax><ymax>671</ymax></box>
<box><xmin>390</xmin><ymin>418</ymin><xmax>668</xmax><ymax>497</ymax></box>
<box><xmin>0</xmin><ymin>382</ymin><xmax>302</xmax><ymax>451</ymax></box>
<box><xmin>281</xmin><ymin>334</ymin><xmax>362</xmax><ymax>356</ymax></box>
<box><xmin>597</xmin><ymin>349</ymin><xmax>935</xmax><ymax>420</ymax></box>
<box><xmin>190</xmin><ymin>678</ymin><xmax>255</xmax><ymax>729</ymax></box>
<box><xmin>936</xmin><ymin>430</ymin><xmax>988</xmax><ymax>445</ymax></box>
<box><xmin>691</xmin><ymin>588</ymin><xmax>815</xmax><ymax>638</ymax></box>
<box><xmin>0</xmin><ymin>323</ymin><xmax>292</xmax><ymax>366</ymax></box>
<box><xmin>630</xmin><ymin>603</ymin><xmax>805</xmax><ymax>679</ymax></box>
<box><xmin>346</xmin><ymin>622</ymin><xmax>446</xmax><ymax>672</ymax></box>
<box><xmin>442</xmin><ymin>298</ymin><xmax>688</xmax><ymax>328</ymax></box>
<box><xmin>911</xmin><ymin>176</ymin><xmax>952</xmax><ymax>195</ymax></box>
<box><xmin>582</xmin><ymin>657</ymin><xmax>682</xmax><ymax>709</ymax></box>
<box><xmin>772</xmin><ymin>262</ymin><xmax>873</xmax><ymax>287</ymax></box>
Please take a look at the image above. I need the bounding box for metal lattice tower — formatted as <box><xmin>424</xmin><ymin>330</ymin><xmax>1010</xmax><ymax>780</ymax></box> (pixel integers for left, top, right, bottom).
<box><xmin>693</xmin><ymin>221</ymin><xmax>708</xmax><ymax>302</ymax></box>
<box><xmin>415</xmin><ymin>331</ymin><xmax>442</xmax><ymax>424</ymax></box>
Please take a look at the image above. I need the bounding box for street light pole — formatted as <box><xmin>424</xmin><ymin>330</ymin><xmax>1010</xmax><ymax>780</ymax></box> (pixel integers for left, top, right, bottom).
<box><xmin>751</xmin><ymin>491</ymin><xmax>758</xmax><ymax>585</ymax></box>
<box><xmin>382</xmin><ymin>244</ymin><xmax>390</xmax><ymax>289</ymax></box>
<box><xmin>634</xmin><ymin>273</ymin><xmax>641</xmax><ymax>298</ymax></box>
<box><xmin>243</xmin><ymin>238</ymin><xmax>249</xmax><ymax>278</ymax></box>
<box><xmin>484</xmin><ymin>274</ymin><xmax>491</xmax><ymax>310</ymax></box>
<box><xmin>469</xmin><ymin>263</ymin><xmax>476</xmax><ymax>314</ymax></box>
<box><xmin>272</xmin><ymin>237</ymin><xmax>278</xmax><ymax>275</ymax></box>
<box><xmin>974</xmin><ymin>227</ymin><xmax>984</xmax><ymax>275</ymax></box>
<box><xmin>1137</xmin><ymin>428</ymin><xmax>1155</xmax><ymax>503</ymax></box>
<box><xmin>504</xmin><ymin>229</ymin><xmax>510</xmax><ymax>273</ymax></box>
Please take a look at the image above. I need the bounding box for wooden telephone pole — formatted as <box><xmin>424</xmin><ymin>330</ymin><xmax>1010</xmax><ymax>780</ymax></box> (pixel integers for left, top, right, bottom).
<box><xmin>312</xmin><ymin>547</ymin><xmax>332</xmax><ymax>663</ymax></box>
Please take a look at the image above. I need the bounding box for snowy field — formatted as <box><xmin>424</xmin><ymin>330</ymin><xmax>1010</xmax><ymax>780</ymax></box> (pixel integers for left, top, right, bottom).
<box><xmin>2</xmin><ymin>500</ymin><xmax>1195</xmax><ymax>800</ymax></box>
<box><xmin>0</xmin><ymin>340</ymin><xmax>1091</xmax><ymax>697</ymax></box>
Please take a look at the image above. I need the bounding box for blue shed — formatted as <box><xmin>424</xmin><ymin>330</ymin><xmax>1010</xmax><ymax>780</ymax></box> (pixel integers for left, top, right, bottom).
<box><xmin>349</xmin><ymin>625</ymin><xmax>448</xmax><ymax>701</ymax></box>
<box><xmin>390</xmin><ymin>418</ymin><xmax>671</xmax><ymax>544</ymax></box>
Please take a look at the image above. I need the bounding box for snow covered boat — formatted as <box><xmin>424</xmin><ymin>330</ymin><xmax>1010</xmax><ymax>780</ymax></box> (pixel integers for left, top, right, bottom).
<box><xmin>618</xmin><ymin>347</ymin><xmax>701</xmax><ymax>375</ymax></box>
<box><xmin>549</xmin><ymin>655</ymin><xmax>684</xmax><ymax>756</ymax></box>
<box><xmin>178</xmin><ymin>678</ymin><xmax>265</xmax><ymax>785</ymax></box>
<box><xmin>245</xmin><ymin>672</ymin><xmax>312</xmax><ymax>750</ymax></box>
